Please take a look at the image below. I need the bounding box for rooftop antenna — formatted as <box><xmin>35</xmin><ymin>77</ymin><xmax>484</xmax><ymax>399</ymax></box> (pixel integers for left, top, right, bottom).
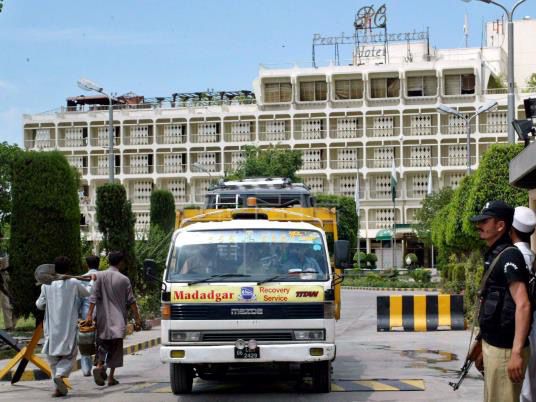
<box><xmin>464</xmin><ymin>13</ymin><xmax>469</xmax><ymax>48</ymax></box>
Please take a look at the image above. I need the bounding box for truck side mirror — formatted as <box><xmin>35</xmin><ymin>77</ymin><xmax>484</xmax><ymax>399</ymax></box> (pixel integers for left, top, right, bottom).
<box><xmin>143</xmin><ymin>259</ymin><xmax>158</xmax><ymax>281</ymax></box>
<box><xmin>334</xmin><ymin>240</ymin><xmax>350</xmax><ymax>268</ymax></box>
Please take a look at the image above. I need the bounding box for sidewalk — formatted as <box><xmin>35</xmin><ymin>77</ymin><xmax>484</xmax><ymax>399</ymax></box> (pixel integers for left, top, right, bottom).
<box><xmin>0</xmin><ymin>325</ymin><xmax>162</xmax><ymax>382</ymax></box>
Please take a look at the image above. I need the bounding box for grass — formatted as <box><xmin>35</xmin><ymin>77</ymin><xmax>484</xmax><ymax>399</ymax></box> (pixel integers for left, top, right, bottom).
<box><xmin>0</xmin><ymin>310</ymin><xmax>36</xmax><ymax>332</ymax></box>
<box><xmin>0</xmin><ymin>311</ymin><xmax>39</xmax><ymax>360</ymax></box>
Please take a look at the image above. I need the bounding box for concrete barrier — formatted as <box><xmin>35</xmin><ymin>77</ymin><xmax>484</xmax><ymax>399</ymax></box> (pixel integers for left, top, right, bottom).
<box><xmin>377</xmin><ymin>294</ymin><xmax>465</xmax><ymax>332</ymax></box>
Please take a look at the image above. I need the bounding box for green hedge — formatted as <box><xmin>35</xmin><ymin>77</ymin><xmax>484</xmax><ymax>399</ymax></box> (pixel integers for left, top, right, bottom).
<box><xmin>150</xmin><ymin>190</ymin><xmax>176</xmax><ymax>233</ymax></box>
<box><xmin>9</xmin><ymin>151</ymin><xmax>81</xmax><ymax>318</ymax></box>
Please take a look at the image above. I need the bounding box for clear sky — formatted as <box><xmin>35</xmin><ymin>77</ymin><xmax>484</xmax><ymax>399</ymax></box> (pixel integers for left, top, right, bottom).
<box><xmin>1</xmin><ymin>0</ymin><xmax>535</xmax><ymax>146</ymax></box>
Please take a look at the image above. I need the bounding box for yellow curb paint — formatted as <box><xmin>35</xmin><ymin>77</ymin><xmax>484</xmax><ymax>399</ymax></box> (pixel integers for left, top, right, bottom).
<box><xmin>400</xmin><ymin>379</ymin><xmax>426</xmax><ymax>390</ymax></box>
<box><xmin>355</xmin><ymin>380</ymin><xmax>400</xmax><ymax>391</ymax></box>
<box><xmin>330</xmin><ymin>383</ymin><xmax>346</xmax><ymax>392</ymax></box>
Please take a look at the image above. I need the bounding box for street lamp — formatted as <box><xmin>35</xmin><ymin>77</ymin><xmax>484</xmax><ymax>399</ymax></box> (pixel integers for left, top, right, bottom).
<box><xmin>437</xmin><ymin>101</ymin><xmax>498</xmax><ymax>173</ymax></box>
<box><xmin>77</xmin><ymin>78</ymin><xmax>115</xmax><ymax>183</ymax></box>
<box><xmin>462</xmin><ymin>0</ymin><xmax>527</xmax><ymax>143</ymax></box>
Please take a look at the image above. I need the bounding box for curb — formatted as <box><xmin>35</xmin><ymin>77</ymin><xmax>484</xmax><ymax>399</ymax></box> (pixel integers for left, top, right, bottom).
<box><xmin>1</xmin><ymin>335</ymin><xmax>162</xmax><ymax>382</ymax></box>
<box><xmin>343</xmin><ymin>286</ymin><xmax>441</xmax><ymax>292</ymax></box>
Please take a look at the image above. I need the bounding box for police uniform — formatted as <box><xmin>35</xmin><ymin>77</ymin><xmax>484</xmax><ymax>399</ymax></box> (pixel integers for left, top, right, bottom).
<box><xmin>471</xmin><ymin>201</ymin><xmax>531</xmax><ymax>402</ymax></box>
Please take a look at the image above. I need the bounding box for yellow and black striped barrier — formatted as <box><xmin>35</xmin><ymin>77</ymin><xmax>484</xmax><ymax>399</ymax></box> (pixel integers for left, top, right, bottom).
<box><xmin>377</xmin><ymin>294</ymin><xmax>464</xmax><ymax>332</ymax></box>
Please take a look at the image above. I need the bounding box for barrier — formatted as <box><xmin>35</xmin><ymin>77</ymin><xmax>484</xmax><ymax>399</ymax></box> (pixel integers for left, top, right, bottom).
<box><xmin>377</xmin><ymin>294</ymin><xmax>465</xmax><ymax>332</ymax></box>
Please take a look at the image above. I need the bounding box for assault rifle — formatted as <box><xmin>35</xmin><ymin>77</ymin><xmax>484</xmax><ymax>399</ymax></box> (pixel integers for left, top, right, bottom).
<box><xmin>449</xmin><ymin>339</ymin><xmax>483</xmax><ymax>390</ymax></box>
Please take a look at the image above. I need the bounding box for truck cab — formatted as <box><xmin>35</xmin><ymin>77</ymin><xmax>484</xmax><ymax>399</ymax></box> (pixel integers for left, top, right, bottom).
<box><xmin>153</xmin><ymin>178</ymin><xmax>348</xmax><ymax>394</ymax></box>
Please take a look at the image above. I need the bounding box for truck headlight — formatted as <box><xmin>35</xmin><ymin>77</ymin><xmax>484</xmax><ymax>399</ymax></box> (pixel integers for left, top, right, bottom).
<box><xmin>169</xmin><ymin>331</ymin><xmax>201</xmax><ymax>342</ymax></box>
<box><xmin>294</xmin><ymin>330</ymin><xmax>325</xmax><ymax>341</ymax></box>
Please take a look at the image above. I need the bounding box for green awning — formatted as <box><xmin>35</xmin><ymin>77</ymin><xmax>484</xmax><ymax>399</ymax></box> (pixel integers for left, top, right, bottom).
<box><xmin>376</xmin><ymin>229</ymin><xmax>393</xmax><ymax>241</ymax></box>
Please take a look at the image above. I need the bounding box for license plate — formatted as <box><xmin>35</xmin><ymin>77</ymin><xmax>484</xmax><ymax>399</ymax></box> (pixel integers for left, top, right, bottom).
<box><xmin>234</xmin><ymin>347</ymin><xmax>260</xmax><ymax>359</ymax></box>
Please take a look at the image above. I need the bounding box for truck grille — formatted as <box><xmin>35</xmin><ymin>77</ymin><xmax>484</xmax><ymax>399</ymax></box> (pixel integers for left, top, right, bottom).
<box><xmin>170</xmin><ymin>303</ymin><xmax>324</xmax><ymax>320</ymax></box>
<box><xmin>201</xmin><ymin>331</ymin><xmax>293</xmax><ymax>342</ymax></box>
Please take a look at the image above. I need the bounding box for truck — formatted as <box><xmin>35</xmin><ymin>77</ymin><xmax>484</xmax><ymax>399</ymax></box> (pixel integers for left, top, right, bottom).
<box><xmin>144</xmin><ymin>178</ymin><xmax>349</xmax><ymax>394</ymax></box>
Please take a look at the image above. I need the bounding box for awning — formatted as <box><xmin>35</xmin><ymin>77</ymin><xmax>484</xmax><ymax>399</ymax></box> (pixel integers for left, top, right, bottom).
<box><xmin>376</xmin><ymin>229</ymin><xmax>393</xmax><ymax>241</ymax></box>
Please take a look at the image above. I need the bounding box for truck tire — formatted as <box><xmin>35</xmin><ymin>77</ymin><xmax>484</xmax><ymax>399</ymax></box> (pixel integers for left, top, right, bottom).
<box><xmin>311</xmin><ymin>361</ymin><xmax>331</xmax><ymax>393</ymax></box>
<box><xmin>170</xmin><ymin>363</ymin><xmax>193</xmax><ymax>394</ymax></box>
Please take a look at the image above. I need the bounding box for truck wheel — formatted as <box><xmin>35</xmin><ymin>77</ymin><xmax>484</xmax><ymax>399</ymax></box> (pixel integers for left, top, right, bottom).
<box><xmin>311</xmin><ymin>361</ymin><xmax>331</xmax><ymax>393</ymax></box>
<box><xmin>170</xmin><ymin>363</ymin><xmax>193</xmax><ymax>394</ymax></box>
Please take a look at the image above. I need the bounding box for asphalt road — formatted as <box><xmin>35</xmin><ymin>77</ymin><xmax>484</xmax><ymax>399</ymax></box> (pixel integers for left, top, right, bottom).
<box><xmin>0</xmin><ymin>289</ymin><xmax>484</xmax><ymax>401</ymax></box>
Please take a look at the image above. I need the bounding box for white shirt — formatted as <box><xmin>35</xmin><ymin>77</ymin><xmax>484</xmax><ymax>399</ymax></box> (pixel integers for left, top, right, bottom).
<box><xmin>36</xmin><ymin>278</ymin><xmax>93</xmax><ymax>356</ymax></box>
<box><xmin>514</xmin><ymin>242</ymin><xmax>535</xmax><ymax>271</ymax></box>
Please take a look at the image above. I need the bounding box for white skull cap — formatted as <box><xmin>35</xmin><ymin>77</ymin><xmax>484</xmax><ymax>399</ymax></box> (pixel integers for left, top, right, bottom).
<box><xmin>513</xmin><ymin>206</ymin><xmax>536</xmax><ymax>234</ymax></box>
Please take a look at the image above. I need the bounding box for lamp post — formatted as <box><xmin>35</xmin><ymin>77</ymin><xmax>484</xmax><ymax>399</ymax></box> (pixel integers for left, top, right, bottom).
<box><xmin>462</xmin><ymin>0</ymin><xmax>527</xmax><ymax>143</ymax></box>
<box><xmin>77</xmin><ymin>78</ymin><xmax>115</xmax><ymax>183</ymax></box>
<box><xmin>437</xmin><ymin>101</ymin><xmax>498</xmax><ymax>174</ymax></box>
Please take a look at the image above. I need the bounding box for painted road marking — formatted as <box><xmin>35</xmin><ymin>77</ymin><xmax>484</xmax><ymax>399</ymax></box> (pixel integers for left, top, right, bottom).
<box><xmin>125</xmin><ymin>379</ymin><xmax>425</xmax><ymax>393</ymax></box>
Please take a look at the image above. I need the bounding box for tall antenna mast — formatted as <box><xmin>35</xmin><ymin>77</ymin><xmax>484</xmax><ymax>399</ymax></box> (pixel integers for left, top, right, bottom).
<box><xmin>464</xmin><ymin>13</ymin><xmax>469</xmax><ymax>48</ymax></box>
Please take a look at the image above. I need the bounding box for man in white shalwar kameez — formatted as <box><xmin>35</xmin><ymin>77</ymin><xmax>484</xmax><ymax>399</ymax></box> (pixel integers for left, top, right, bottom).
<box><xmin>36</xmin><ymin>256</ymin><xmax>95</xmax><ymax>397</ymax></box>
<box><xmin>510</xmin><ymin>207</ymin><xmax>536</xmax><ymax>402</ymax></box>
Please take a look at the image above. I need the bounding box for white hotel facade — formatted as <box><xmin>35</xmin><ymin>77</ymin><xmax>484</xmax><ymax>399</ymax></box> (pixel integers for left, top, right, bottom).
<box><xmin>22</xmin><ymin>15</ymin><xmax>536</xmax><ymax>256</ymax></box>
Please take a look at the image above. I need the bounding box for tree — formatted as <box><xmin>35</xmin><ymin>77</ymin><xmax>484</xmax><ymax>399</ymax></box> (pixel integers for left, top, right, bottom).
<box><xmin>0</xmin><ymin>142</ymin><xmax>22</xmax><ymax>229</ymax></box>
<box><xmin>413</xmin><ymin>187</ymin><xmax>453</xmax><ymax>246</ymax></box>
<box><xmin>150</xmin><ymin>190</ymin><xmax>176</xmax><ymax>234</ymax></box>
<box><xmin>96</xmin><ymin>184</ymin><xmax>137</xmax><ymax>283</ymax></box>
<box><xmin>461</xmin><ymin>144</ymin><xmax>527</xmax><ymax>236</ymax></box>
<box><xmin>315</xmin><ymin>194</ymin><xmax>358</xmax><ymax>253</ymax></box>
<box><xmin>225</xmin><ymin>145</ymin><xmax>302</xmax><ymax>182</ymax></box>
<box><xmin>9</xmin><ymin>151</ymin><xmax>81</xmax><ymax>318</ymax></box>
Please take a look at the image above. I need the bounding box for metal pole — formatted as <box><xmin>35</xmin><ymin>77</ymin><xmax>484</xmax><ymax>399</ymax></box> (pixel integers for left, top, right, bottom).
<box><xmin>466</xmin><ymin>118</ymin><xmax>471</xmax><ymax>174</ymax></box>
<box><xmin>507</xmin><ymin>11</ymin><xmax>515</xmax><ymax>143</ymax></box>
<box><xmin>108</xmin><ymin>96</ymin><xmax>114</xmax><ymax>183</ymax></box>
<box><xmin>392</xmin><ymin>199</ymin><xmax>396</xmax><ymax>269</ymax></box>
<box><xmin>431</xmin><ymin>243</ymin><xmax>435</xmax><ymax>269</ymax></box>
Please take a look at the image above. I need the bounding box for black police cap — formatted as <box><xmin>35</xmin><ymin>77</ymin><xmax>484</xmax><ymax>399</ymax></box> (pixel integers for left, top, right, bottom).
<box><xmin>470</xmin><ymin>200</ymin><xmax>514</xmax><ymax>224</ymax></box>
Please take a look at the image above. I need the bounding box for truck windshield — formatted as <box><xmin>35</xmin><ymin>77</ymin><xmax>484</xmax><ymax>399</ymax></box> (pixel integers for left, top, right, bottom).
<box><xmin>167</xmin><ymin>229</ymin><xmax>329</xmax><ymax>283</ymax></box>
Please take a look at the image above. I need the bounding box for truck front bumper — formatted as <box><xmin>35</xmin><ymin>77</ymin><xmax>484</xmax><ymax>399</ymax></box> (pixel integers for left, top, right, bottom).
<box><xmin>160</xmin><ymin>343</ymin><xmax>336</xmax><ymax>364</ymax></box>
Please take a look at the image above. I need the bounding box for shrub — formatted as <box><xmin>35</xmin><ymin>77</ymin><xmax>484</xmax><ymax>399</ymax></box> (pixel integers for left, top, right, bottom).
<box><xmin>150</xmin><ymin>190</ymin><xmax>176</xmax><ymax>234</ymax></box>
<box><xmin>9</xmin><ymin>151</ymin><xmax>81</xmax><ymax>319</ymax></box>
<box><xmin>96</xmin><ymin>184</ymin><xmax>137</xmax><ymax>284</ymax></box>
<box><xmin>409</xmin><ymin>269</ymin><xmax>431</xmax><ymax>284</ymax></box>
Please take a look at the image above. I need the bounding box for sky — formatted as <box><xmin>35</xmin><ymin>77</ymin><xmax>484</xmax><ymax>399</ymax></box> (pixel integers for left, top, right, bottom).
<box><xmin>1</xmin><ymin>0</ymin><xmax>535</xmax><ymax>146</ymax></box>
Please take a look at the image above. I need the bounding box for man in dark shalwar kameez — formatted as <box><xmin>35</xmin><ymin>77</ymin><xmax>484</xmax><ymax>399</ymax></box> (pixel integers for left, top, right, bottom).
<box><xmin>86</xmin><ymin>251</ymin><xmax>142</xmax><ymax>386</ymax></box>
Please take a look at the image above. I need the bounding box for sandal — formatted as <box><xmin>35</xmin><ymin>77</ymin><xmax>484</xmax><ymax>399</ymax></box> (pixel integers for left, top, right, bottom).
<box><xmin>53</xmin><ymin>376</ymin><xmax>68</xmax><ymax>396</ymax></box>
<box><xmin>108</xmin><ymin>378</ymin><xmax>119</xmax><ymax>386</ymax></box>
<box><xmin>92</xmin><ymin>368</ymin><xmax>106</xmax><ymax>386</ymax></box>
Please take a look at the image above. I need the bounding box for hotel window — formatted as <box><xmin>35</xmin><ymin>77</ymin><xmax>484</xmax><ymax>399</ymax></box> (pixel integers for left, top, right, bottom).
<box><xmin>407</xmin><ymin>76</ymin><xmax>437</xmax><ymax>97</ymax></box>
<box><xmin>444</xmin><ymin>74</ymin><xmax>475</xmax><ymax>95</ymax></box>
<box><xmin>334</xmin><ymin>79</ymin><xmax>363</xmax><ymax>100</ymax></box>
<box><xmin>299</xmin><ymin>80</ymin><xmax>327</xmax><ymax>102</ymax></box>
<box><xmin>264</xmin><ymin>82</ymin><xmax>292</xmax><ymax>103</ymax></box>
<box><xmin>370</xmin><ymin>77</ymin><xmax>400</xmax><ymax>98</ymax></box>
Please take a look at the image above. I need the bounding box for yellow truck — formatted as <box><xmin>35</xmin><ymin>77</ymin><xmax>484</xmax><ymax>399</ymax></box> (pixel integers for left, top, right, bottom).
<box><xmin>145</xmin><ymin>178</ymin><xmax>349</xmax><ymax>394</ymax></box>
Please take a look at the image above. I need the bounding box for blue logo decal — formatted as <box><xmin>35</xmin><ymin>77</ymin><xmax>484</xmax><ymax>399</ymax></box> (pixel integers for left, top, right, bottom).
<box><xmin>239</xmin><ymin>287</ymin><xmax>256</xmax><ymax>301</ymax></box>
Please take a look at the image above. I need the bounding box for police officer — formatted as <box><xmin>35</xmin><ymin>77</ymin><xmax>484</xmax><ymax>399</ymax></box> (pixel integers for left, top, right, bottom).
<box><xmin>471</xmin><ymin>200</ymin><xmax>532</xmax><ymax>402</ymax></box>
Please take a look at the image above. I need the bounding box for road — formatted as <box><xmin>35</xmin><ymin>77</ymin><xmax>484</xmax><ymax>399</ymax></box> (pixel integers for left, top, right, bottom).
<box><xmin>0</xmin><ymin>289</ymin><xmax>483</xmax><ymax>401</ymax></box>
